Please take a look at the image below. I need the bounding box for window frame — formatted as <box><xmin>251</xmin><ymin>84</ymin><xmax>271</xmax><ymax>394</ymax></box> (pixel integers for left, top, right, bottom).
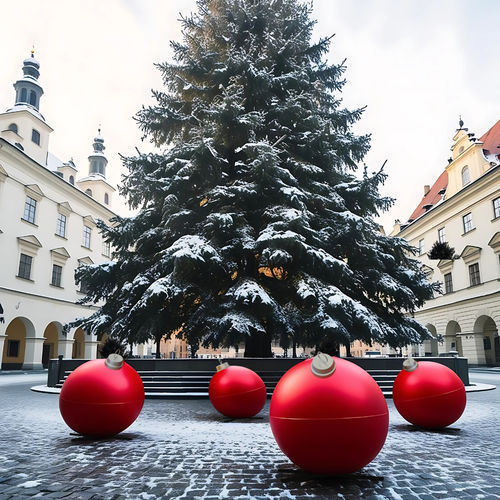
<box><xmin>462</xmin><ymin>212</ymin><xmax>474</xmax><ymax>233</ymax></box>
<box><xmin>493</xmin><ymin>197</ymin><xmax>500</xmax><ymax>219</ymax></box>
<box><xmin>82</xmin><ymin>225</ymin><xmax>92</xmax><ymax>249</ymax></box>
<box><xmin>102</xmin><ymin>241</ymin><xmax>111</xmax><ymax>258</ymax></box>
<box><xmin>418</xmin><ymin>239</ymin><xmax>425</xmax><ymax>256</ymax></box>
<box><xmin>18</xmin><ymin>253</ymin><xmax>33</xmax><ymax>280</ymax></box>
<box><xmin>444</xmin><ymin>272</ymin><xmax>453</xmax><ymax>294</ymax></box>
<box><xmin>55</xmin><ymin>212</ymin><xmax>67</xmax><ymax>238</ymax></box>
<box><xmin>51</xmin><ymin>264</ymin><xmax>63</xmax><ymax>287</ymax></box>
<box><xmin>461</xmin><ymin>166</ymin><xmax>470</xmax><ymax>186</ymax></box>
<box><xmin>468</xmin><ymin>263</ymin><xmax>481</xmax><ymax>287</ymax></box>
<box><xmin>438</xmin><ymin>227</ymin><xmax>446</xmax><ymax>243</ymax></box>
<box><xmin>31</xmin><ymin>129</ymin><xmax>40</xmax><ymax>146</ymax></box>
<box><xmin>23</xmin><ymin>196</ymin><xmax>37</xmax><ymax>224</ymax></box>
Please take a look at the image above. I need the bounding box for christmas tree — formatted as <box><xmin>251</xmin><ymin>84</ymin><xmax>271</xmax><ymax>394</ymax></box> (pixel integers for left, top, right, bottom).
<box><xmin>72</xmin><ymin>0</ymin><xmax>438</xmax><ymax>357</ymax></box>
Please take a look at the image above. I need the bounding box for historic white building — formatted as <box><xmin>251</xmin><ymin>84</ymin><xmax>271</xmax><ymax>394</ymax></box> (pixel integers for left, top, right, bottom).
<box><xmin>392</xmin><ymin>118</ymin><xmax>500</xmax><ymax>365</ymax></box>
<box><xmin>0</xmin><ymin>52</ymin><xmax>117</xmax><ymax>369</ymax></box>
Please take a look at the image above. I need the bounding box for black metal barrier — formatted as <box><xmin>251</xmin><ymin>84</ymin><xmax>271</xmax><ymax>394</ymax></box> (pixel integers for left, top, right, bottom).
<box><xmin>48</xmin><ymin>356</ymin><xmax>469</xmax><ymax>389</ymax></box>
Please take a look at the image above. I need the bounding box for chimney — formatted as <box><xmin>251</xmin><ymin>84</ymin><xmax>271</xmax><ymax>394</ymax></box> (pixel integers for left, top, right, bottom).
<box><xmin>424</xmin><ymin>185</ymin><xmax>431</xmax><ymax>196</ymax></box>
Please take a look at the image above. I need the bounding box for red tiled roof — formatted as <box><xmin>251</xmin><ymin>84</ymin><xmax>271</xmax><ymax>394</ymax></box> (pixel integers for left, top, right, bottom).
<box><xmin>479</xmin><ymin>119</ymin><xmax>500</xmax><ymax>157</ymax></box>
<box><xmin>408</xmin><ymin>170</ymin><xmax>448</xmax><ymax>221</ymax></box>
<box><xmin>406</xmin><ymin>119</ymin><xmax>500</xmax><ymax>223</ymax></box>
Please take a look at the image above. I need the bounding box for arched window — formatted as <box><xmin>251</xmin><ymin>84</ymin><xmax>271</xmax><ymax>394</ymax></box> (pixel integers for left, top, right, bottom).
<box><xmin>8</xmin><ymin>123</ymin><xmax>18</xmax><ymax>134</ymax></box>
<box><xmin>104</xmin><ymin>193</ymin><xmax>109</xmax><ymax>205</ymax></box>
<box><xmin>461</xmin><ymin>166</ymin><xmax>470</xmax><ymax>186</ymax></box>
<box><xmin>69</xmin><ymin>175</ymin><xmax>75</xmax><ymax>185</ymax></box>
<box><xmin>20</xmin><ymin>88</ymin><xmax>27</xmax><ymax>102</ymax></box>
<box><xmin>29</xmin><ymin>91</ymin><xmax>36</xmax><ymax>106</ymax></box>
<box><xmin>85</xmin><ymin>188</ymin><xmax>92</xmax><ymax>196</ymax></box>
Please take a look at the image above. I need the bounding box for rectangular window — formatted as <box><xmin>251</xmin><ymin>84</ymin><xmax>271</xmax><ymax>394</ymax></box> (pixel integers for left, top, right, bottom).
<box><xmin>438</xmin><ymin>227</ymin><xmax>446</xmax><ymax>243</ymax></box>
<box><xmin>493</xmin><ymin>197</ymin><xmax>500</xmax><ymax>219</ymax></box>
<box><xmin>80</xmin><ymin>275</ymin><xmax>90</xmax><ymax>294</ymax></box>
<box><xmin>102</xmin><ymin>241</ymin><xmax>110</xmax><ymax>258</ymax></box>
<box><xmin>444</xmin><ymin>273</ymin><xmax>453</xmax><ymax>294</ymax></box>
<box><xmin>82</xmin><ymin>226</ymin><xmax>91</xmax><ymax>248</ymax></box>
<box><xmin>469</xmin><ymin>263</ymin><xmax>481</xmax><ymax>286</ymax></box>
<box><xmin>56</xmin><ymin>213</ymin><xmax>67</xmax><ymax>237</ymax></box>
<box><xmin>32</xmin><ymin>129</ymin><xmax>40</xmax><ymax>145</ymax></box>
<box><xmin>51</xmin><ymin>264</ymin><xmax>62</xmax><ymax>287</ymax></box>
<box><xmin>418</xmin><ymin>239</ymin><xmax>425</xmax><ymax>255</ymax></box>
<box><xmin>462</xmin><ymin>212</ymin><xmax>474</xmax><ymax>233</ymax></box>
<box><xmin>7</xmin><ymin>340</ymin><xmax>20</xmax><ymax>358</ymax></box>
<box><xmin>23</xmin><ymin>196</ymin><xmax>37</xmax><ymax>224</ymax></box>
<box><xmin>18</xmin><ymin>253</ymin><xmax>32</xmax><ymax>280</ymax></box>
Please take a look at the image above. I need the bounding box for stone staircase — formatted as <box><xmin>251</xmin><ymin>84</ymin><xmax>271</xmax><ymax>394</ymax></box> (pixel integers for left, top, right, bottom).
<box><xmin>56</xmin><ymin>367</ymin><xmax>400</xmax><ymax>398</ymax></box>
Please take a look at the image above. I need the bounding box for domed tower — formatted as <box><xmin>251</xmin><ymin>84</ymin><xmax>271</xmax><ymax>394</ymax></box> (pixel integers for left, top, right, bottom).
<box><xmin>88</xmin><ymin>128</ymin><xmax>108</xmax><ymax>177</ymax></box>
<box><xmin>13</xmin><ymin>50</ymin><xmax>44</xmax><ymax>111</ymax></box>
<box><xmin>0</xmin><ymin>50</ymin><xmax>53</xmax><ymax>165</ymax></box>
<box><xmin>76</xmin><ymin>128</ymin><xmax>115</xmax><ymax>207</ymax></box>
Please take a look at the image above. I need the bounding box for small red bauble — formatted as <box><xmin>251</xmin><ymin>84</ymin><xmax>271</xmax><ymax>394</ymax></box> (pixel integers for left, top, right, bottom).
<box><xmin>59</xmin><ymin>354</ymin><xmax>145</xmax><ymax>437</ymax></box>
<box><xmin>209</xmin><ymin>363</ymin><xmax>267</xmax><ymax>418</ymax></box>
<box><xmin>270</xmin><ymin>354</ymin><xmax>388</xmax><ymax>475</ymax></box>
<box><xmin>392</xmin><ymin>359</ymin><xmax>466</xmax><ymax>429</ymax></box>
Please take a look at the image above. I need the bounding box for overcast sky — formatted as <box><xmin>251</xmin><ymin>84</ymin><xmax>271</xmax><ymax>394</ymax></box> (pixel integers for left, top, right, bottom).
<box><xmin>0</xmin><ymin>0</ymin><xmax>498</xmax><ymax>231</ymax></box>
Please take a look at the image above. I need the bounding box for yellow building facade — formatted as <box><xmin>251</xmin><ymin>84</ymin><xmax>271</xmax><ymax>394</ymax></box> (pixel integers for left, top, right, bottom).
<box><xmin>392</xmin><ymin>119</ymin><xmax>500</xmax><ymax>365</ymax></box>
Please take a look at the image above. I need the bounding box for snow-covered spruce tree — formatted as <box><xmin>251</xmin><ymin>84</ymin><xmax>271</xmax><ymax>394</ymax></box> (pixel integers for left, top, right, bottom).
<box><xmin>72</xmin><ymin>0</ymin><xmax>438</xmax><ymax>357</ymax></box>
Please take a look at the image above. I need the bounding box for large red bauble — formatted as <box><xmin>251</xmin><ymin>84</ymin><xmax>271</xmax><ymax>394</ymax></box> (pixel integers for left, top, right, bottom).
<box><xmin>209</xmin><ymin>364</ymin><xmax>267</xmax><ymax>418</ymax></box>
<box><xmin>59</xmin><ymin>354</ymin><xmax>145</xmax><ymax>437</ymax></box>
<box><xmin>270</xmin><ymin>354</ymin><xmax>388</xmax><ymax>474</ymax></box>
<box><xmin>392</xmin><ymin>359</ymin><xmax>466</xmax><ymax>429</ymax></box>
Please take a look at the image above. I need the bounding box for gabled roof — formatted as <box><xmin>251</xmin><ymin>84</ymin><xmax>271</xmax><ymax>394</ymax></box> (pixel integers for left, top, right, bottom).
<box><xmin>479</xmin><ymin>119</ymin><xmax>500</xmax><ymax>158</ymax></box>
<box><xmin>408</xmin><ymin>170</ymin><xmax>448</xmax><ymax>222</ymax></box>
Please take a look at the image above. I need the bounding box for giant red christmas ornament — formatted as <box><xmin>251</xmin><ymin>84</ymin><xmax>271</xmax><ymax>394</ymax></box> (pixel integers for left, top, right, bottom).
<box><xmin>59</xmin><ymin>354</ymin><xmax>145</xmax><ymax>437</ymax></box>
<box><xmin>209</xmin><ymin>363</ymin><xmax>267</xmax><ymax>418</ymax></box>
<box><xmin>392</xmin><ymin>358</ymin><xmax>466</xmax><ymax>429</ymax></box>
<box><xmin>270</xmin><ymin>353</ymin><xmax>388</xmax><ymax>474</ymax></box>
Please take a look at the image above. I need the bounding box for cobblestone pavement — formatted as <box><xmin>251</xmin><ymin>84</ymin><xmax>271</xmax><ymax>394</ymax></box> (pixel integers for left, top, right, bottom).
<box><xmin>0</xmin><ymin>370</ymin><xmax>498</xmax><ymax>500</ymax></box>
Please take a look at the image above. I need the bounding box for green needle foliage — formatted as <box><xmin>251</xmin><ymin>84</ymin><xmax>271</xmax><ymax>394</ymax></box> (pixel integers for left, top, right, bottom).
<box><xmin>71</xmin><ymin>0</ymin><xmax>438</xmax><ymax>357</ymax></box>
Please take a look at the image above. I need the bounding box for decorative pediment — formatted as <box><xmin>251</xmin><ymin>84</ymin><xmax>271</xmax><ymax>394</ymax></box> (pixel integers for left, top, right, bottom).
<box><xmin>0</xmin><ymin>164</ymin><xmax>8</xmax><ymax>182</ymax></box>
<box><xmin>25</xmin><ymin>184</ymin><xmax>44</xmax><ymax>201</ymax></box>
<box><xmin>460</xmin><ymin>245</ymin><xmax>481</xmax><ymax>264</ymax></box>
<box><xmin>437</xmin><ymin>259</ymin><xmax>454</xmax><ymax>273</ymax></box>
<box><xmin>421</xmin><ymin>264</ymin><xmax>434</xmax><ymax>277</ymax></box>
<box><xmin>57</xmin><ymin>201</ymin><xmax>73</xmax><ymax>216</ymax></box>
<box><xmin>17</xmin><ymin>235</ymin><xmax>42</xmax><ymax>255</ymax></box>
<box><xmin>51</xmin><ymin>247</ymin><xmax>70</xmax><ymax>259</ymax></box>
<box><xmin>78</xmin><ymin>256</ymin><xmax>94</xmax><ymax>266</ymax></box>
<box><xmin>488</xmin><ymin>232</ymin><xmax>500</xmax><ymax>253</ymax></box>
<box><xmin>83</xmin><ymin>215</ymin><xmax>97</xmax><ymax>228</ymax></box>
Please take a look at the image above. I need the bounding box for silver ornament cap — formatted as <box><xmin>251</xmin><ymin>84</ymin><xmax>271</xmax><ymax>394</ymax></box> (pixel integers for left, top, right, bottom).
<box><xmin>311</xmin><ymin>352</ymin><xmax>336</xmax><ymax>377</ymax></box>
<box><xmin>105</xmin><ymin>353</ymin><xmax>124</xmax><ymax>370</ymax></box>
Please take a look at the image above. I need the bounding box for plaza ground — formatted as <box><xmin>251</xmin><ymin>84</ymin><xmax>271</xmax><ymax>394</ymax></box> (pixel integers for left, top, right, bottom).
<box><xmin>0</xmin><ymin>369</ymin><xmax>498</xmax><ymax>500</ymax></box>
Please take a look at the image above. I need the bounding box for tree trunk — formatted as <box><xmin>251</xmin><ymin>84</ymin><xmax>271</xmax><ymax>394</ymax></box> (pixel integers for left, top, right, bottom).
<box><xmin>244</xmin><ymin>333</ymin><xmax>273</xmax><ymax>357</ymax></box>
<box><xmin>155</xmin><ymin>337</ymin><xmax>161</xmax><ymax>359</ymax></box>
<box><xmin>292</xmin><ymin>339</ymin><xmax>297</xmax><ymax>358</ymax></box>
<box><xmin>345</xmin><ymin>343</ymin><xmax>351</xmax><ymax>357</ymax></box>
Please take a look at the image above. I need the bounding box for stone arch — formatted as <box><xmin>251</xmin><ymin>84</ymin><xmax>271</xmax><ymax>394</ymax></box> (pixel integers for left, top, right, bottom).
<box><xmin>445</xmin><ymin>320</ymin><xmax>462</xmax><ymax>356</ymax></box>
<box><xmin>72</xmin><ymin>328</ymin><xmax>85</xmax><ymax>359</ymax></box>
<box><xmin>474</xmin><ymin>315</ymin><xmax>499</xmax><ymax>365</ymax></box>
<box><xmin>42</xmin><ymin>322</ymin><xmax>62</xmax><ymax>368</ymax></box>
<box><xmin>2</xmin><ymin>317</ymin><xmax>35</xmax><ymax>369</ymax></box>
<box><xmin>423</xmin><ymin>324</ymin><xmax>439</xmax><ymax>356</ymax></box>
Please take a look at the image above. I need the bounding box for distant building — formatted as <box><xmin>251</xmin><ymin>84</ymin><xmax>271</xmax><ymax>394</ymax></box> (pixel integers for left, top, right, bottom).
<box><xmin>391</xmin><ymin>118</ymin><xmax>500</xmax><ymax>365</ymax></box>
<box><xmin>0</xmin><ymin>52</ymin><xmax>117</xmax><ymax>369</ymax></box>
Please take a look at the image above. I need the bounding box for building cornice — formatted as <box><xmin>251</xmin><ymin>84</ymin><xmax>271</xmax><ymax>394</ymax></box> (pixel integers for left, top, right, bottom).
<box><xmin>0</xmin><ymin>137</ymin><xmax>116</xmax><ymax>219</ymax></box>
<box><xmin>398</xmin><ymin>165</ymin><xmax>500</xmax><ymax>237</ymax></box>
